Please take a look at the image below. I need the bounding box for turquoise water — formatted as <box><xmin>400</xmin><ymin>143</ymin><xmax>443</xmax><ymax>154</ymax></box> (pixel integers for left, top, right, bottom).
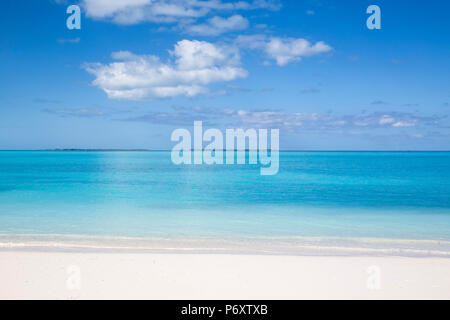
<box><xmin>1</xmin><ymin>151</ymin><xmax>450</xmax><ymax>243</ymax></box>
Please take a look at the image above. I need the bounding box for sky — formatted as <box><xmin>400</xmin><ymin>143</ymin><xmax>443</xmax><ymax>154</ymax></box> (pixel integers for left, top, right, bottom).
<box><xmin>0</xmin><ymin>0</ymin><xmax>449</xmax><ymax>150</ymax></box>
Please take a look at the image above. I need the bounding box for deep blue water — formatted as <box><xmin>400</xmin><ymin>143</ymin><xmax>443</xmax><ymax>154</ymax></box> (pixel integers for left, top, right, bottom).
<box><xmin>0</xmin><ymin>151</ymin><xmax>450</xmax><ymax>240</ymax></box>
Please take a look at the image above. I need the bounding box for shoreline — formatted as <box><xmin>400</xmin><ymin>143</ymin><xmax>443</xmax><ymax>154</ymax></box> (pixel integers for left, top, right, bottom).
<box><xmin>2</xmin><ymin>234</ymin><xmax>450</xmax><ymax>257</ymax></box>
<box><xmin>2</xmin><ymin>234</ymin><xmax>450</xmax><ymax>299</ymax></box>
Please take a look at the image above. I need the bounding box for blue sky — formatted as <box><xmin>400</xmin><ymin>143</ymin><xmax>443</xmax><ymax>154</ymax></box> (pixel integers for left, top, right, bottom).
<box><xmin>1</xmin><ymin>0</ymin><xmax>449</xmax><ymax>150</ymax></box>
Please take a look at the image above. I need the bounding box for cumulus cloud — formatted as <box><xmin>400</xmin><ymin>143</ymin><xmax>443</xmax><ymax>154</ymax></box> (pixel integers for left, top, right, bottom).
<box><xmin>265</xmin><ymin>38</ymin><xmax>332</xmax><ymax>66</ymax></box>
<box><xmin>84</xmin><ymin>40</ymin><xmax>248</xmax><ymax>100</ymax></box>
<box><xmin>81</xmin><ymin>0</ymin><xmax>281</xmax><ymax>25</ymax></box>
<box><xmin>186</xmin><ymin>14</ymin><xmax>249</xmax><ymax>36</ymax></box>
<box><xmin>236</xmin><ymin>35</ymin><xmax>332</xmax><ymax>66</ymax></box>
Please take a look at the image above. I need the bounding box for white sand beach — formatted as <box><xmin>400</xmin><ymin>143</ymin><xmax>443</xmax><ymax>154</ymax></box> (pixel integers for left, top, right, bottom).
<box><xmin>1</xmin><ymin>251</ymin><xmax>450</xmax><ymax>300</ymax></box>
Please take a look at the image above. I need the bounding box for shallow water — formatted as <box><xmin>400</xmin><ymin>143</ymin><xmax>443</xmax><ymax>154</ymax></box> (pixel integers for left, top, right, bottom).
<box><xmin>1</xmin><ymin>151</ymin><xmax>450</xmax><ymax>247</ymax></box>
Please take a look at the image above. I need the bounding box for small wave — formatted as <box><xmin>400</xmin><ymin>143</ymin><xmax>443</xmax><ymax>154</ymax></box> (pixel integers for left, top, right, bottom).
<box><xmin>1</xmin><ymin>234</ymin><xmax>450</xmax><ymax>257</ymax></box>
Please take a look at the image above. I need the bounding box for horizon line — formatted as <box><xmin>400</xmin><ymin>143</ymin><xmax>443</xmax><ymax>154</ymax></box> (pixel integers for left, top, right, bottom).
<box><xmin>1</xmin><ymin>149</ymin><xmax>450</xmax><ymax>152</ymax></box>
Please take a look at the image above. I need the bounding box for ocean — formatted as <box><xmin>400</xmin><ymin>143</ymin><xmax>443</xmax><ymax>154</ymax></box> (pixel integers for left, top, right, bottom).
<box><xmin>1</xmin><ymin>151</ymin><xmax>450</xmax><ymax>255</ymax></box>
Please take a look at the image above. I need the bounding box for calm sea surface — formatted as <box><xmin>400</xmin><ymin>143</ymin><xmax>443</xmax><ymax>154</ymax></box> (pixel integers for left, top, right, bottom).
<box><xmin>1</xmin><ymin>151</ymin><xmax>450</xmax><ymax>242</ymax></box>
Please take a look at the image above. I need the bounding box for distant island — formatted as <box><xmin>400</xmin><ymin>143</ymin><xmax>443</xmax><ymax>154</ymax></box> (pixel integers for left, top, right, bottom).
<box><xmin>45</xmin><ymin>149</ymin><xmax>152</xmax><ymax>151</ymax></box>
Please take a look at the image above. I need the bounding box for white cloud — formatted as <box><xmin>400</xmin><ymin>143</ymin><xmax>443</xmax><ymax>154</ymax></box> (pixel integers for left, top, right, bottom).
<box><xmin>82</xmin><ymin>0</ymin><xmax>152</xmax><ymax>19</ymax></box>
<box><xmin>234</xmin><ymin>111</ymin><xmax>427</xmax><ymax>131</ymax></box>
<box><xmin>81</xmin><ymin>0</ymin><xmax>281</xmax><ymax>25</ymax></box>
<box><xmin>236</xmin><ymin>35</ymin><xmax>332</xmax><ymax>66</ymax></box>
<box><xmin>375</xmin><ymin>114</ymin><xmax>420</xmax><ymax>128</ymax></box>
<box><xmin>266</xmin><ymin>38</ymin><xmax>332</xmax><ymax>66</ymax></box>
<box><xmin>392</xmin><ymin>121</ymin><xmax>417</xmax><ymax>127</ymax></box>
<box><xmin>84</xmin><ymin>40</ymin><xmax>248</xmax><ymax>100</ymax></box>
<box><xmin>379</xmin><ymin>115</ymin><xmax>395</xmax><ymax>125</ymax></box>
<box><xmin>128</xmin><ymin>107</ymin><xmax>441</xmax><ymax>136</ymax></box>
<box><xmin>172</xmin><ymin>39</ymin><xmax>237</xmax><ymax>69</ymax></box>
<box><xmin>186</xmin><ymin>15</ymin><xmax>249</xmax><ymax>36</ymax></box>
